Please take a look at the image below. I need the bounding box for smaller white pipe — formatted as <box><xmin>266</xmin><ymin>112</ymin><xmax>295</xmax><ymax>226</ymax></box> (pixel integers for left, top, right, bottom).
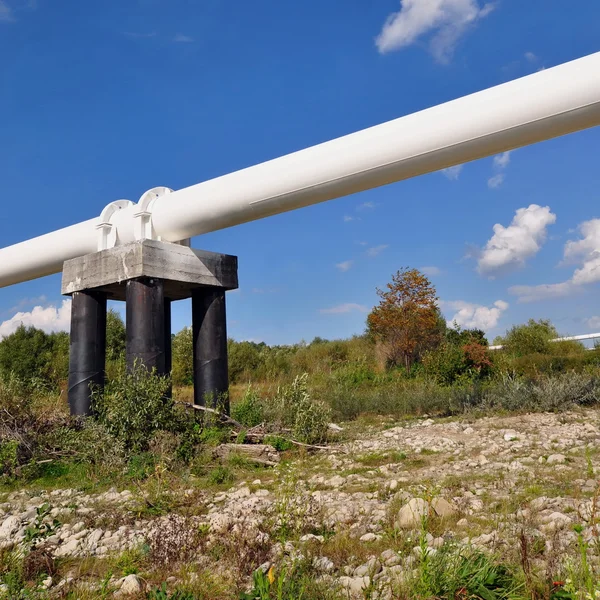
<box><xmin>489</xmin><ymin>333</ymin><xmax>600</xmax><ymax>351</ymax></box>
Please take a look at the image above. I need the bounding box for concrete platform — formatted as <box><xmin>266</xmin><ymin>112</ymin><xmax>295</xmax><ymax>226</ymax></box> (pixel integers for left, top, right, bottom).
<box><xmin>62</xmin><ymin>240</ymin><xmax>238</xmax><ymax>300</ymax></box>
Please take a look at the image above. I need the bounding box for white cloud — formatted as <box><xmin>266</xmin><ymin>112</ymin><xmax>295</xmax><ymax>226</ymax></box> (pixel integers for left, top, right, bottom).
<box><xmin>319</xmin><ymin>303</ymin><xmax>369</xmax><ymax>315</ymax></box>
<box><xmin>343</xmin><ymin>215</ymin><xmax>355</xmax><ymax>222</ymax></box>
<box><xmin>0</xmin><ymin>0</ymin><xmax>13</xmax><ymax>21</ymax></box>
<box><xmin>173</xmin><ymin>33</ymin><xmax>194</xmax><ymax>43</ymax></box>
<box><xmin>0</xmin><ymin>300</ymin><xmax>71</xmax><ymax>339</ymax></box>
<box><xmin>421</xmin><ymin>266</ymin><xmax>442</xmax><ymax>276</ymax></box>
<box><xmin>586</xmin><ymin>316</ymin><xmax>600</xmax><ymax>330</ymax></box>
<box><xmin>476</xmin><ymin>204</ymin><xmax>556</xmax><ymax>277</ymax></box>
<box><xmin>375</xmin><ymin>0</ymin><xmax>495</xmax><ymax>63</ymax></box>
<box><xmin>445</xmin><ymin>299</ymin><xmax>508</xmax><ymax>330</ymax></box>
<box><xmin>357</xmin><ymin>201</ymin><xmax>376</xmax><ymax>211</ymax></box>
<box><xmin>442</xmin><ymin>165</ymin><xmax>463</xmax><ymax>180</ymax></box>
<box><xmin>487</xmin><ymin>173</ymin><xmax>504</xmax><ymax>189</ymax></box>
<box><xmin>524</xmin><ymin>51</ymin><xmax>538</xmax><ymax>63</ymax></box>
<box><xmin>366</xmin><ymin>244</ymin><xmax>389</xmax><ymax>257</ymax></box>
<box><xmin>563</xmin><ymin>219</ymin><xmax>600</xmax><ymax>285</ymax></box>
<box><xmin>508</xmin><ymin>281</ymin><xmax>575</xmax><ymax>304</ymax></box>
<box><xmin>336</xmin><ymin>260</ymin><xmax>353</xmax><ymax>272</ymax></box>
<box><xmin>493</xmin><ymin>151</ymin><xmax>511</xmax><ymax>169</ymax></box>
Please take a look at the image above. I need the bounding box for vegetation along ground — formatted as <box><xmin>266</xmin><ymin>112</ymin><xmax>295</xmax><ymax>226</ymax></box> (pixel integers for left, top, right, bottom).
<box><xmin>1</xmin><ymin>268</ymin><xmax>600</xmax><ymax>598</ymax></box>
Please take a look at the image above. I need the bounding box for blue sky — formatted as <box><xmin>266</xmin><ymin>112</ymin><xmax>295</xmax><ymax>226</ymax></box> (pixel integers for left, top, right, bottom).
<box><xmin>1</xmin><ymin>0</ymin><xmax>599</xmax><ymax>345</ymax></box>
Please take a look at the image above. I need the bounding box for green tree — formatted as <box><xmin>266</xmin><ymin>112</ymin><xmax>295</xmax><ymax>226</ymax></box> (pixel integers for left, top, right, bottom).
<box><xmin>498</xmin><ymin>318</ymin><xmax>558</xmax><ymax>357</ymax></box>
<box><xmin>172</xmin><ymin>327</ymin><xmax>193</xmax><ymax>386</ymax></box>
<box><xmin>106</xmin><ymin>309</ymin><xmax>126</xmax><ymax>363</ymax></box>
<box><xmin>0</xmin><ymin>325</ymin><xmax>62</xmax><ymax>385</ymax></box>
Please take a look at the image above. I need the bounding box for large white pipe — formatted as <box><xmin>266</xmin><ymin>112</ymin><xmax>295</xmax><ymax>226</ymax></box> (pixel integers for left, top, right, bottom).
<box><xmin>1</xmin><ymin>51</ymin><xmax>600</xmax><ymax>288</ymax></box>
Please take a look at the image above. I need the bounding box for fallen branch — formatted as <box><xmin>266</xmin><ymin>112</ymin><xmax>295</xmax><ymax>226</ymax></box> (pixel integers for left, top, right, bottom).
<box><xmin>175</xmin><ymin>401</ymin><xmax>244</xmax><ymax>429</ymax></box>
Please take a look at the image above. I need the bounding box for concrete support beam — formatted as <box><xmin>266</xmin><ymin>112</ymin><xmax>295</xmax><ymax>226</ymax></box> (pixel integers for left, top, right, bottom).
<box><xmin>126</xmin><ymin>278</ymin><xmax>166</xmax><ymax>374</ymax></box>
<box><xmin>67</xmin><ymin>290</ymin><xmax>107</xmax><ymax>416</ymax></box>
<box><xmin>192</xmin><ymin>288</ymin><xmax>229</xmax><ymax>412</ymax></box>
<box><xmin>62</xmin><ymin>240</ymin><xmax>238</xmax><ymax>415</ymax></box>
<box><xmin>62</xmin><ymin>240</ymin><xmax>238</xmax><ymax>300</ymax></box>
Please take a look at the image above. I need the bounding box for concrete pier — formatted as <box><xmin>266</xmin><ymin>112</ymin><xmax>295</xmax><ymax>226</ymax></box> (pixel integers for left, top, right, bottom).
<box><xmin>62</xmin><ymin>240</ymin><xmax>238</xmax><ymax>416</ymax></box>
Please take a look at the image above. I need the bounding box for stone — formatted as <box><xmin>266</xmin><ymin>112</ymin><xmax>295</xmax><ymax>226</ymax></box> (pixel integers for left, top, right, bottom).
<box><xmin>360</xmin><ymin>533</ymin><xmax>380</xmax><ymax>542</ymax></box>
<box><xmin>55</xmin><ymin>538</ymin><xmax>81</xmax><ymax>557</ymax></box>
<box><xmin>313</xmin><ymin>557</ymin><xmax>335</xmax><ymax>573</ymax></box>
<box><xmin>547</xmin><ymin>454</ymin><xmax>567</xmax><ymax>465</ymax></box>
<box><xmin>0</xmin><ymin>516</ymin><xmax>20</xmax><ymax>540</ymax></box>
<box><xmin>339</xmin><ymin>576</ymin><xmax>371</xmax><ymax>596</ymax></box>
<box><xmin>396</xmin><ymin>498</ymin><xmax>429</xmax><ymax>529</ymax></box>
<box><xmin>431</xmin><ymin>498</ymin><xmax>458</xmax><ymax>519</ymax></box>
<box><xmin>380</xmin><ymin>549</ymin><xmax>401</xmax><ymax>567</ymax></box>
<box><xmin>117</xmin><ymin>574</ymin><xmax>143</xmax><ymax>596</ymax></box>
<box><xmin>503</xmin><ymin>431</ymin><xmax>518</xmax><ymax>442</ymax></box>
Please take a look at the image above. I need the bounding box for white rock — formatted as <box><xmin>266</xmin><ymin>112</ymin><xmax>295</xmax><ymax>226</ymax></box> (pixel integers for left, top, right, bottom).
<box><xmin>339</xmin><ymin>575</ymin><xmax>371</xmax><ymax>596</ymax></box>
<box><xmin>55</xmin><ymin>538</ymin><xmax>81</xmax><ymax>557</ymax></box>
<box><xmin>0</xmin><ymin>516</ymin><xmax>21</xmax><ymax>540</ymax></box>
<box><xmin>431</xmin><ymin>498</ymin><xmax>458</xmax><ymax>519</ymax></box>
<box><xmin>547</xmin><ymin>454</ymin><xmax>567</xmax><ymax>465</ymax></box>
<box><xmin>397</xmin><ymin>498</ymin><xmax>429</xmax><ymax>529</ymax></box>
<box><xmin>313</xmin><ymin>556</ymin><xmax>335</xmax><ymax>572</ymax></box>
<box><xmin>504</xmin><ymin>431</ymin><xmax>518</xmax><ymax>442</ymax></box>
<box><xmin>117</xmin><ymin>574</ymin><xmax>143</xmax><ymax>596</ymax></box>
<box><xmin>360</xmin><ymin>533</ymin><xmax>380</xmax><ymax>542</ymax></box>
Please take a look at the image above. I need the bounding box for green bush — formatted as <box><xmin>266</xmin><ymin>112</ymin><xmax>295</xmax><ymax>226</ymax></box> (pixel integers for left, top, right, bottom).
<box><xmin>231</xmin><ymin>386</ymin><xmax>265</xmax><ymax>427</ymax></box>
<box><xmin>271</xmin><ymin>374</ymin><xmax>331</xmax><ymax>444</ymax></box>
<box><xmin>92</xmin><ymin>365</ymin><xmax>178</xmax><ymax>452</ymax></box>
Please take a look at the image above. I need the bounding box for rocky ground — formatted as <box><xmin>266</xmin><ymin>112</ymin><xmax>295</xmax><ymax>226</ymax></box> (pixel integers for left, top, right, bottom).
<box><xmin>2</xmin><ymin>409</ymin><xmax>600</xmax><ymax>598</ymax></box>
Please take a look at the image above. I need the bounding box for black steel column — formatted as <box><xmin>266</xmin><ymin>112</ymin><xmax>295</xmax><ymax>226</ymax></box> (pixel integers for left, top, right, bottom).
<box><xmin>164</xmin><ymin>299</ymin><xmax>172</xmax><ymax>376</ymax></box>
<box><xmin>68</xmin><ymin>291</ymin><xmax>107</xmax><ymax>416</ymax></box>
<box><xmin>192</xmin><ymin>287</ymin><xmax>229</xmax><ymax>412</ymax></box>
<box><xmin>126</xmin><ymin>278</ymin><xmax>166</xmax><ymax>374</ymax></box>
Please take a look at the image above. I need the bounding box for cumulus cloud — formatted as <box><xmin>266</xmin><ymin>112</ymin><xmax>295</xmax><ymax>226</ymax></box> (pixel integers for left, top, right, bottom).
<box><xmin>524</xmin><ymin>51</ymin><xmax>538</xmax><ymax>63</ymax></box>
<box><xmin>375</xmin><ymin>0</ymin><xmax>495</xmax><ymax>63</ymax></box>
<box><xmin>586</xmin><ymin>316</ymin><xmax>600</xmax><ymax>330</ymax></box>
<box><xmin>445</xmin><ymin>299</ymin><xmax>508</xmax><ymax>330</ymax></box>
<box><xmin>343</xmin><ymin>215</ymin><xmax>355</xmax><ymax>222</ymax></box>
<box><xmin>357</xmin><ymin>201</ymin><xmax>376</xmax><ymax>211</ymax></box>
<box><xmin>442</xmin><ymin>165</ymin><xmax>463</xmax><ymax>180</ymax></box>
<box><xmin>366</xmin><ymin>245</ymin><xmax>389</xmax><ymax>257</ymax></box>
<box><xmin>421</xmin><ymin>266</ymin><xmax>442</xmax><ymax>276</ymax></box>
<box><xmin>511</xmin><ymin>218</ymin><xmax>600</xmax><ymax>303</ymax></box>
<box><xmin>493</xmin><ymin>151</ymin><xmax>511</xmax><ymax>169</ymax></box>
<box><xmin>0</xmin><ymin>300</ymin><xmax>71</xmax><ymax>339</ymax></box>
<box><xmin>476</xmin><ymin>204</ymin><xmax>556</xmax><ymax>277</ymax></box>
<box><xmin>319</xmin><ymin>303</ymin><xmax>369</xmax><ymax>315</ymax></box>
<box><xmin>0</xmin><ymin>1</ymin><xmax>13</xmax><ymax>22</ymax></box>
<box><xmin>508</xmin><ymin>281</ymin><xmax>575</xmax><ymax>304</ymax></box>
<box><xmin>336</xmin><ymin>260</ymin><xmax>353</xmax><ymax>272</ymax></box>
<box><xmin>487</xmin><ymin>174</ymin><xmax>504</xmax><ymax>189</ymax></box>
<box><xmin>173</xmin><ymin>33</ymin><xmax>194</xmax><ymax>43</ymax></box>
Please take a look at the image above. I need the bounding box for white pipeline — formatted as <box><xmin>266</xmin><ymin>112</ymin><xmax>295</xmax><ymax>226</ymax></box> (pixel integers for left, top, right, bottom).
<box><xmin>1</xmin><ymin>51</ymin><xmax>600</xmax><ymax>287</ymax></box>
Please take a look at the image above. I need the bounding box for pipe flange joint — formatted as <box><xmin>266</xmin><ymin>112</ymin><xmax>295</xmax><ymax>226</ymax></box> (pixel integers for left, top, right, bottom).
<box><xmin>134</xmin><ymin>186</ymin><xmax>190</xmax><ymax>246</ymax></box>
<box><xmin>96</xmin><ymin>200</ymin><xmax>135</xmax><ymax>251</ymax></box>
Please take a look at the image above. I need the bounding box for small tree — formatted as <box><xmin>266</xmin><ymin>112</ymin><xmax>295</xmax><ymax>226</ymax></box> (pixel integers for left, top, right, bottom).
<box><xmin>367</xmin><ymin>268</ymin><xmax>443</xmax><ymax>371</ymax></box>
<box><xmin>498</xmin><ymin>318</ymin><xmax>558</xmax><ymax>357</ymax></box>
<box><xmin>172</xmin><ymin>327</ymin><xmax>193</xmax><ymax>386</ymax></box>
<box><xmin>106</xmin><ymin>309</ymin><xmax>126</xmax><ymax>363</ymax></box>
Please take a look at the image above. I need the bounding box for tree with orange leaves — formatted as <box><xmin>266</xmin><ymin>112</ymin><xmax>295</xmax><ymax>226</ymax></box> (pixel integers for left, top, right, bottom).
<box><xmin>367</xmin><ymin>268</ymin><xmax>443</xmax><ymax>371</ymax></box>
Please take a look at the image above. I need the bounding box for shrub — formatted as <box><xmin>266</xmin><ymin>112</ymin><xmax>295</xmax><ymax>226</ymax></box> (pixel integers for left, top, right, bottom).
<box><xmin>499</xmin><ymin>319</ymin><xmax>558</xmax><ymax>357</ymax></box>
<box><xmin>92</xmin><ymin>365</ymin><xmax>178</xmax><ymax>452</ymax></box>
<box><xmin>271</xmin><ymin>374</ymin><xmax>331</xmax><ymax>444</ymax></box>
<box><xmin>231</xmin><ymin>386</ymin><xmax>265</xmax><ymax>427</ymax></box>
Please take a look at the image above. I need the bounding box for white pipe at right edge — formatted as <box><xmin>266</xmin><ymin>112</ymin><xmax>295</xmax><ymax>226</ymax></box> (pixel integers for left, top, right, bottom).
<box><xmin>150</xmin><ymin>51</ymin><xmax>600</xmax><ymax>241</ymax></box>
<box><xmin>1</xmin><ymin>51</ymin><xmax>600</xmax><ymax>288</ymax></box>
